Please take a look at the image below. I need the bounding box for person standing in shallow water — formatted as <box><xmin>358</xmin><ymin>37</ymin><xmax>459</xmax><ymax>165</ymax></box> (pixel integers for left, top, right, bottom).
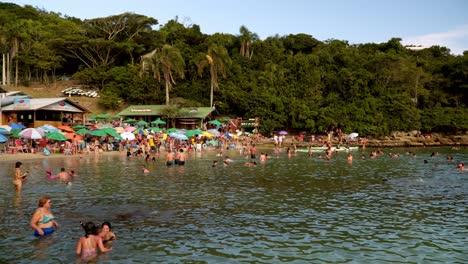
<box><xmin>30</xmin><ymin>195</ymin><xmax>59</xmax><ymax>236</ymax></box>
<box><xmin>13</xmin><ymin>161</ymin><xmax>28</xmax><ymax>192</ymax></box>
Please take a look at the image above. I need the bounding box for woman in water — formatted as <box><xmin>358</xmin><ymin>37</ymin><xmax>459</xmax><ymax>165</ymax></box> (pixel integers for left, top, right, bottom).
<box><xmin>30</xmin><ymin>195</ymin><xmax>59</xmax><ymax>236</ymax></box>
<box><xmin>46</xmin><ymin>169</ymin><xmax>57</xmax><ymax>179</ymax></box>
<box><xmin>99</xmin><ymin>221</ymin><xmax>116</xmax><ymax>247</ymax></box>
<box><xmin>13</xmin><ymin>161</ymin><xmax>28</xmax><ymax>192</ymax></box>
<box><xmin>76</xmin><ymin>221</ymin><xmax>111</xmax><ymax>261</ymax></box>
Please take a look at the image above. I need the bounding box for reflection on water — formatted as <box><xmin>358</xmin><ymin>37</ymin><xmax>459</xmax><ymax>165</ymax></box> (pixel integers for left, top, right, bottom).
<box><xmin>0</xmin><ymin>147</ymin><xmax>467</xmax><ymax>263</ymax></box>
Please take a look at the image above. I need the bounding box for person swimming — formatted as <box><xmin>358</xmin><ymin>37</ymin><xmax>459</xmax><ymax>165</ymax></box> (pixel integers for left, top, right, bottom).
<box><xmin>46</xmin><ymin>169</ymin><xmax>57</xmax><ymax>179</ymax></box>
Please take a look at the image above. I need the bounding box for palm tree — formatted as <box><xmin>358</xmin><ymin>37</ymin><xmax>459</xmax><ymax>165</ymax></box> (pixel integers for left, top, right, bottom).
<box><xmin>196</xmin><ymin>44</ymin><xmax>231</xmax><ymax>108</ymax></box>
<box><xmin>239</xmin><ymin>25</ymin><xmax>258</xmax><ymax>59</ymax></box>
<box><xmin>141</xmin><ymin>44</ymin><xmax>185</xmax><ymax>105</ymax></box>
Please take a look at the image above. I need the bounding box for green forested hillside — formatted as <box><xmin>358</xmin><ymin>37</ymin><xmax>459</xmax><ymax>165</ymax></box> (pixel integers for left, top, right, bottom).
<box><xmin>1</xmin><ymin>3</ymin><xmax>467</xmax><ymax>135</ymax></box>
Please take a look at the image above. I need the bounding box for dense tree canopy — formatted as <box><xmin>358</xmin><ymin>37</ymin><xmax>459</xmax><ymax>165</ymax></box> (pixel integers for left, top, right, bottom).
<box><xmin>1</xmin><ymin>3</ymin><xmax>467</xmax><ymax>135</ymax></box>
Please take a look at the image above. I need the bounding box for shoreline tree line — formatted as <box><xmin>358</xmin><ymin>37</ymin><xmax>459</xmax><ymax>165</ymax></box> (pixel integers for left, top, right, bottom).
<box><xmin>0</xmin><ymin>3</ymin><xmax>467</xmax><ymax>135</ymax></box>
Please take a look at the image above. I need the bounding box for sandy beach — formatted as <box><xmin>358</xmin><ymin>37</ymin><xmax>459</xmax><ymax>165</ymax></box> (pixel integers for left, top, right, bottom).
<box><xmin>0</xmin><ymin>151</ymin><xmax>124</xmax><ymax>163</ymax></box>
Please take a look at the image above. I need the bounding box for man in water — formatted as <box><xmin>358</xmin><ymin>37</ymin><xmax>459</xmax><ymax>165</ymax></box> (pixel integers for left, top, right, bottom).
<box><xmin>57</xmin><ymin>168</ymin><xmax>69</xmax><ymax>180</ymax></box>
<box><xmin>166</xmin><ymin>151</ymin><xmax>174</xmax><ymax>166</ymax></box>
<box><xmin>178</xmin><ymin>149</ymin><xmax>186</xmax><ymax>166</ymax></box>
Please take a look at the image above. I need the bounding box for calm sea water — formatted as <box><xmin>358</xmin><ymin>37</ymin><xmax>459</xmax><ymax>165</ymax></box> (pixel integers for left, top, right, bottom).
<box><xmin>0</xmin><ymin>147</ymin><xmax>467</xmax><ymax>263</ymax></box>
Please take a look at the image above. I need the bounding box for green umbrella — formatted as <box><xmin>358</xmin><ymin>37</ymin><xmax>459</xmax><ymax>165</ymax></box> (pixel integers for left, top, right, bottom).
<box><xmin>133</xmin><ymin>128</ymin><xmax>148</xmax><ymax>136</ymax></box>
<box><xmin>123</xmin><ymin>118</ymin><xmax>137</xmax><ymax>123</ymax></box>
<box><xmin>75</xmin><ymin>128</ymin><xmax>89</xmax><ymax>135</ymax></box>
<box><xmin>73</xmin><ymin>125</ymin><xmax>86</xmax><ymax>130</ymax></box>
<box><xmin>100</xmin><ymin>127</ymin><xmax>122</xmax><ymax>139</ymax></box>
<box><xmin>45</xmin><ymin>132</ymin><xmax>67</xmax><ymax>141</ymax></box>
<box><xmin>148</xmin><ymin>127</ymin><xmax>162</xmax><ymax>133</ymax></box>
<box><xmin>96</xmin><ymin>113</ymin><xmax>111</xmax><ymax>119</ymax></box>
<box><xmin>11</xmin><ymin>129</ymin><xmax>21</xmax><ymax>138</ymax></box>
<box><xmin>112</xmin><ymin>114</ymin><xmax>123</xmax><ymax>119</ymax></box>
<box><xmin>208</xmin><ymin>120</ymin><xmax>222</xmax><ymax>126</ymax></box>
<box><xmin>151</xmin><ymin>118</ymin><xmax>166</xmax><ymax>125</ymax></box>
<box><xmin>185</xmin><ymin>129</ymin><xmax>202</xmax><ymax>138</ymax></box>
<box><xmin>88</xmin><ymin>129</ymin><xmax>108</xmax><ymax>137</ymax></box>
<box><xmin>136</xmin><ymin>120</ymin><xmax>149</xmax><ymax>126</ymax></box>
<box><xmin>165</xmin><ymin>128</ymin><xmax>178</xmax><ymax>133</ymax></box>
<box><xmin>218</xmin><ymin>117</ymin><xmax>231</xmax><ymax>122</ymax></box>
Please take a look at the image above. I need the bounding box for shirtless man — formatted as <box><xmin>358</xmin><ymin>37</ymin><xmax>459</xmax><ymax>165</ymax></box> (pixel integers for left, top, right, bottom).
<box><xmin>178</xmin><ymin>149</ymin><xmax>186</xmax><ymax>166</ymax></box>
<box><xmin>249</xmin><ymin>144</ymin><xmax>257</xmax><ymax>159</ymax></box>
<box><xmin>57</xmin><ymin>168</ymin><xmax>69</xmax><ymax>180</ymax></box>
<box><xmin>166</xmin><ymin>151</ymin><xmax>174</xmax><ymax>166</ymax></box>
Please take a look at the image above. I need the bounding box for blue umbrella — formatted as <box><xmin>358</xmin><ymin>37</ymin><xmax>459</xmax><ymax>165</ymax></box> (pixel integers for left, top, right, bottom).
<box><xmin>9</xmin><ymin>123</ymin><xmax>26</xmax><ymax>130</ymax></box>
<box><xmin>169</xmin><ymin>132</ymin><xmax>188</xmax><ymax>140</ymax></box>
<box><xmin>37</xmin><ymin>124</ymin><xmax>60</xmax><ymax>133</ymax></box>
<box><xmin>0</xmin><ymin>128</ymin><xmax>11</xmax><ymax>135</ymax></box>
<box><xmin>0</xmin><ymin>134</ymin><xmax>7</xmax><ymax>143</ymax></box>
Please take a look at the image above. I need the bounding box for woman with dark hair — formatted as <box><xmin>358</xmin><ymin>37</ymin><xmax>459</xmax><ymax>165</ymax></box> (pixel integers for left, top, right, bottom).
<box><xmin>13</xmin><ymin>161</ymin><xmax>28</xmax><ymax>192</ymax></box>
<box><xmin>99</xmin><ymin>221</ymin><xmax>116</xmax><ymax>246</ymax></box>
<box><xmin>76</xmin><ymin>221</ymin><xmax>111</xmax><ymax>261</ymax></box>
<box><xmin>30</xmin><ymin>195</ymin><xmax>59</xmax><ymax>236</ymax></box>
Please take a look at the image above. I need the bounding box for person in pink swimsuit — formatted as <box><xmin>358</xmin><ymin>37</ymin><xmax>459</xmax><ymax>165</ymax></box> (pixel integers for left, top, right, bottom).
<box><xmin>76</xmin><ymin>222</ymin><xmax>111</xmax><ymax>261</ymax></box>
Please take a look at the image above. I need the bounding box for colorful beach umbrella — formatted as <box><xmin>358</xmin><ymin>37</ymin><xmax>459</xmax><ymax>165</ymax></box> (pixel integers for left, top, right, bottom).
<box><xmin>148</xmin><ymin>127</ymin><xmax>162</xmax><ymax>133</ymax></box>
<box><xmin>207</xmin><ymin>129</ymin><xmax>221</xmax><ymax>136</ymax></box>
<box><xmin>88</xmin><ymin>129</ymin><xmax>108</xmax><ymax>137</ymax></box>
<box><xmin>136</xmin><ymin>120</ymin><xmax>149</xmax><ymax>126</ymax></box>
<box><xmin>9</xmin><ymin>123</ymin><xmax>26</xmax><ymax>130</ymax></box>
<box><xmin>45</xmin><ymin>132</ymin><xmax>68</xmax><ymax>141</ymax></box>
<box><xmin>185</xmin><ymin>129</ymin><xmax>202</xmax><ymax>138</ymax></box>
<box><xmin>37</xmin><ymin>124</ymin><xmax>60</xmax><ymax>133</ymax></box>
<box><xmin>11</xmin><ymin>129</ymin><xmax>21</xmax><ymax>138</ymax></box>
<box><xmin>58</xmin><ymin>125</ymin><xmax>75</xmax><ymax>133</ymax></box>
<box><xmin>151</xmin><ymin>118</ymin><xmax>166</xmax><ymax>125</ymax></box>
<box><xmin>120</xmin><ymin>131</ymin><xmax>136</xmax><ymax>140</ymax></box>
<box><xmin>100</xmin><ymin>127</ymin><xmax>122</xmax><ymax>139</ymax></box>
<box><xmin>0</xmin><ymin>127</ymin><xmax>11</xmax><ymax>135</ymax></box>
<box><xmin>165</xmin><ymin>128</ymin><xmax>178</xmax><ymax>133</ymax></box>
<box><xmin>169</xmin><ymin>132</ymin><xmax>188</xmax><ymax>140</ymax></box>
<box><xmin>73</xmin><ymin>125</ymin><xmax>86</xmax><ymax>130</ymax></box>
<box><xmin>0</xmin><ymin>134</ymin><xmax>7</xmax><ymax>143</ymax></box>
<box><xmin>114</xmin><ymin>127</ymin><xmax>125</xmax><ymax>133</ymax></box>
<box><xmin>208</xmin><ymin>120</ymin><xmax>222</xmax><ymax>126</ymax></box>
<box><xmin>133</xmin><ymin>128</ymin><xmax>148</xmax><ymax>135</ymax></box>
<box><xmin>0</xmin><ymin>125</ymin><xmax>12</xmax><ymax>132</ymax></box>
<box><xmin>19</xmin><ymin>128</ymin><xmax>44</xmax><ymax>139</ymax></box>
<box><xmin>123</xmin><ymin>118</ymin><xmax>137</xmax><ymax>123</ymax></box>
<box><xmin>75</xmin><ymin>128</ymin><xmax>89</xmax><ymax>135</ymax></box>
<box><xmin>64</xmin><ymin>133</ymin><xmax>83</xmax><ymax>140</ymax></box>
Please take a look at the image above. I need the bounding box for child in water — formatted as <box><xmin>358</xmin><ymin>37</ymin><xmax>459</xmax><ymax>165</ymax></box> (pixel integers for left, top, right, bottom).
<box><xmin>76</xmin><ymin>222</ymin><xmax>111</xmax><ymax>261</ymax></box>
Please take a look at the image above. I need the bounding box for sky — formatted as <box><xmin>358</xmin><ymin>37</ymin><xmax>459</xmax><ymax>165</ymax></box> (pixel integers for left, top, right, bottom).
<box><xmin>5</xmin><ymin>0</ymin><xmax>468</xmax><ymax>55</ymax></box>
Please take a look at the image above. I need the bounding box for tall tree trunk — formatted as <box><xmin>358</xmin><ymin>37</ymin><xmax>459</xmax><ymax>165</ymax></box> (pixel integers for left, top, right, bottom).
<box><xmin>166</xmin><ymin>81</ymin><xmax>170</xmax><ymax>105</ymax></box>
<box><xmin>6</xmin><ymin>53</ymin><xmax>10</xmax><ymax>85</ymax></box>
<box><xmin>15</xmin><ymin>58</ymin><xmax>18</xmax><ymax>87</ymax></box>
<box><xmin>2</xmin><ymin>54</ymin><xmax>5</xmax><ymax>85</ymax></box>
<box><xmin>210</xmin><ymin>81</ymin><xmax>214</xmax><ymax>108</ymax></box>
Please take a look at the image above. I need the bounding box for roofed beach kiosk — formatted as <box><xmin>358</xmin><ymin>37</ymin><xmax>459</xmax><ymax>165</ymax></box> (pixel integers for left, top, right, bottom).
<box><xmin>0</xmin><ymin>98</ymin><xmax>90</xmax><ymax>128</ymax></box>
<box><xmin>117</xmin><ymin>105</ymin><xmax>215</xmax><ymax>129</ymax></box>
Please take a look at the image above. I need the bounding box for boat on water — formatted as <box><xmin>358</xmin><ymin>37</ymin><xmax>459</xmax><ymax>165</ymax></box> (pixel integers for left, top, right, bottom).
<box><xmin>297</xmin><ymin>146</ymin><xmax>359</xmax><ymax>152</ymax></box>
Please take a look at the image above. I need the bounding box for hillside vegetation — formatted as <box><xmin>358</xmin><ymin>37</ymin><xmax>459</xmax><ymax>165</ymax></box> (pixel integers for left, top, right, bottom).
<box><xmin>0</xmin><ymin>3</ymin><xmax>467</xmax><ymax>136</ymax></box>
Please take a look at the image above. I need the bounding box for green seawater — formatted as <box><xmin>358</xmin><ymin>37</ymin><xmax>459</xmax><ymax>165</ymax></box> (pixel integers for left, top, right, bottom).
<box><xmin>0</xmin><ymin>147</ymin><xmax>467</xmax><ymax>263</ymax></box>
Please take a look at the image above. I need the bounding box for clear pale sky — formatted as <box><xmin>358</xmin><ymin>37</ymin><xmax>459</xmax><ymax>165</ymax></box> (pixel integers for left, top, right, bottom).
<box><xmin>5</xmin><ymin>0</ymin><xmax>468</xmax><ymax>54</ymax></box>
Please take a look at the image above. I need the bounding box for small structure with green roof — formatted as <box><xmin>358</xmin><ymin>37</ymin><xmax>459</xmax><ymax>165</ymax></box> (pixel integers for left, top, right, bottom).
<box><xmin>117</xmin><ymin>105</ymin><xmax>214</xmax><ymax>129</ymax></box>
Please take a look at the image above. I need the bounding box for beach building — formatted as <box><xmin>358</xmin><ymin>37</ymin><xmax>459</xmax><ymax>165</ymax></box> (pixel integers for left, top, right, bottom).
<box><xmin>117</xmin><ymin>105</ymin><xmax>215</xmax><ymax>129</ymax></box>
<box><xmin>0</xmin><ymin>97</ymin><xmax>90</xmax><ymax>128</ymax></box>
